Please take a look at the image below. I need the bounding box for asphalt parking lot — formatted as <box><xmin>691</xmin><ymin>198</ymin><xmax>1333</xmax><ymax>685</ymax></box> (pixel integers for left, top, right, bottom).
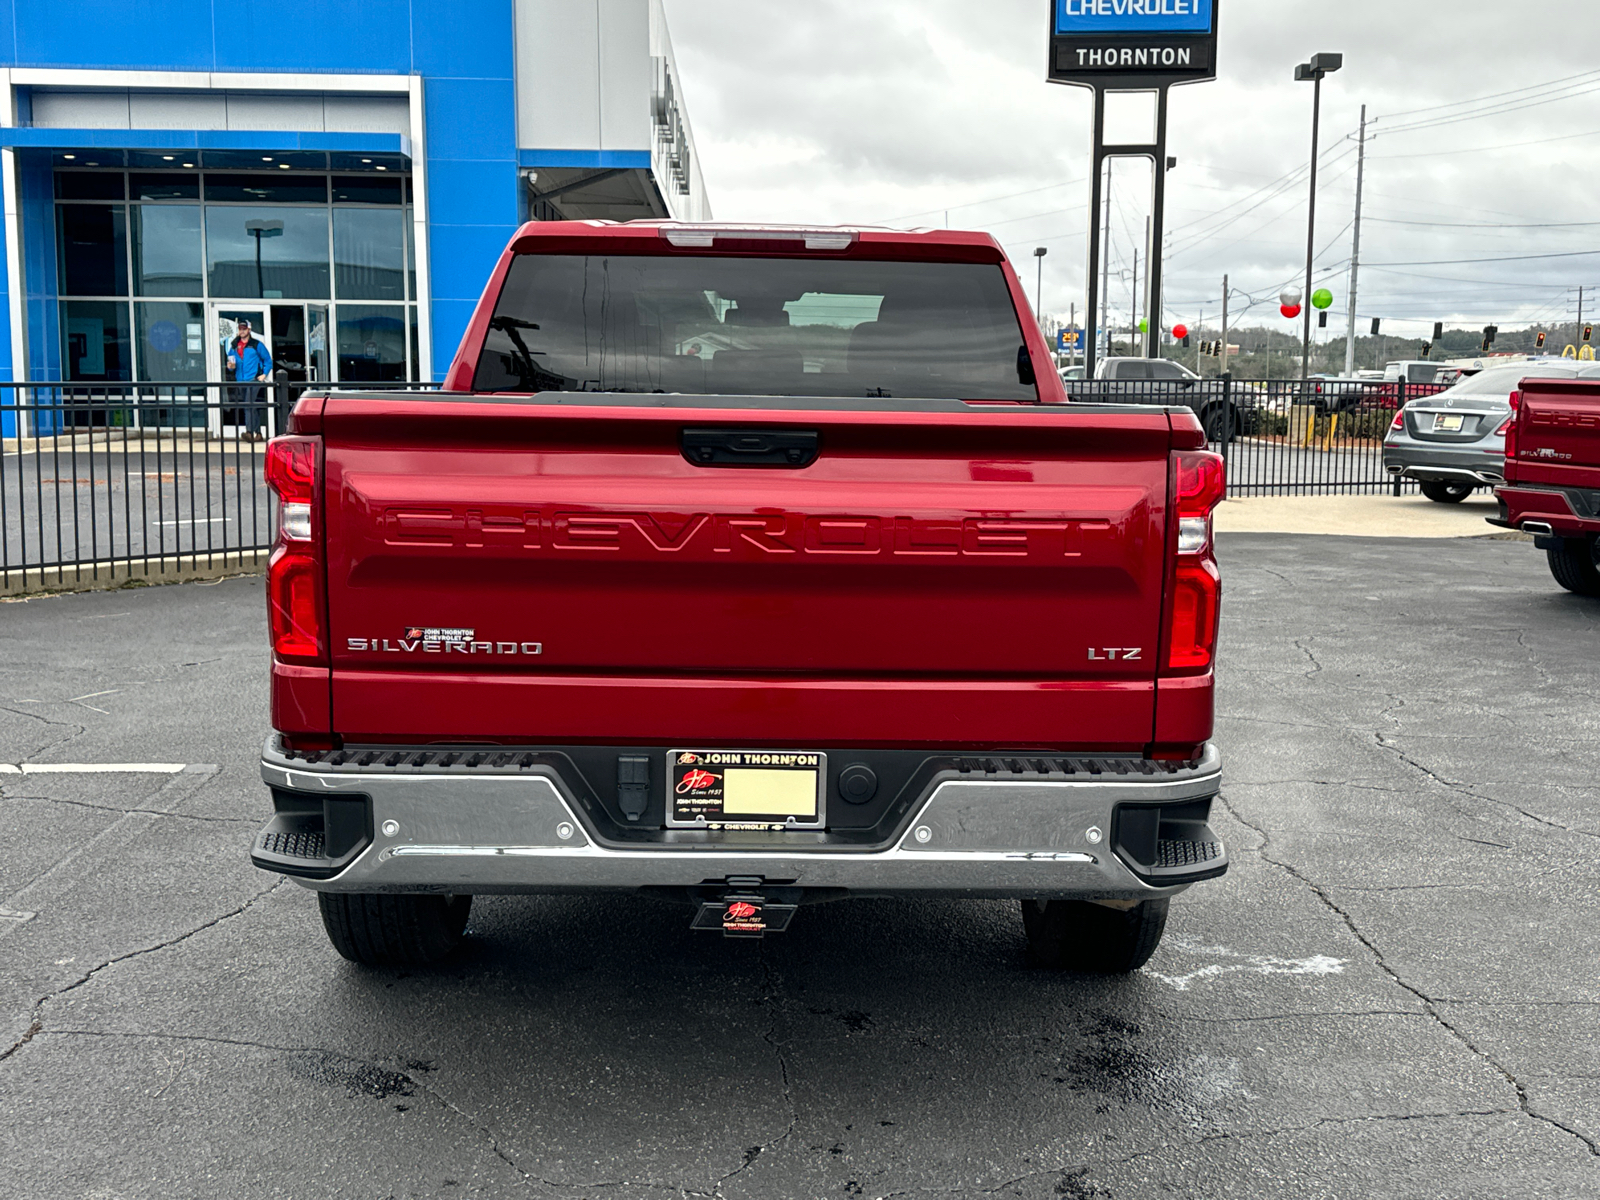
<box><xmin>2</xmin><ymin>533</ymin><xmax>1598</xmax><ymax>1199</ymax></box>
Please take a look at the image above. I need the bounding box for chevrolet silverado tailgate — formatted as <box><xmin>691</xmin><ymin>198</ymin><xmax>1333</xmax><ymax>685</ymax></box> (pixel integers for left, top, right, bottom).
<box><xmin>320</xmin><ymin>394</ymin><xmax>1174</xmax><ymax>749</ymax></box>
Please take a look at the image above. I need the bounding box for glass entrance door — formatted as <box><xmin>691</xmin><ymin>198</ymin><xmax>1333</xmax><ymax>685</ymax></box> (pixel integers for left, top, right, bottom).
<box><xmin>207</xmin><ymin>305</ymin><xmax>271</xmax><ymax>438</ymax></box>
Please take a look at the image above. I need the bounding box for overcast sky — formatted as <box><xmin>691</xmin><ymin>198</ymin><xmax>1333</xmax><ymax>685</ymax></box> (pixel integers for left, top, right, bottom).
<box><xmin>663</xmin><ymin>0</ymin><xmax>1600</xmax><ymax>339</ymax></box>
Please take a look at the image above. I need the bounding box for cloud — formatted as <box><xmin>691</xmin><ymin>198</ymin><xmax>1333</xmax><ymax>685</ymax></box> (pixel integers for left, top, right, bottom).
<box><xmin>664</xmin><ymin>0</ymin><xmax>1600</xmax><ymax>333</ymax></box>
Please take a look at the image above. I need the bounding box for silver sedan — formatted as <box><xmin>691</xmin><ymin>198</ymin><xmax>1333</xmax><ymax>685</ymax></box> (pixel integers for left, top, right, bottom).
<box><xmin>1383</xmin><ymin>360</ymin><xmax>1600</xmax><ymax>502</ymax></box>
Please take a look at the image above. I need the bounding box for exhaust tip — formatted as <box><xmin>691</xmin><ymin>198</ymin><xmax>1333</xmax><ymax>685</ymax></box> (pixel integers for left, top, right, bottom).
<box><xmin>1521</xmin><ymin>521</ymin><xmax>1555</xmax><ymax>536</ymax></box>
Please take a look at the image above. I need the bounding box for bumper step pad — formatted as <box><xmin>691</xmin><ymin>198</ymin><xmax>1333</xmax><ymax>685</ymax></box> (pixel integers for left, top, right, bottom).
<box><xmin>1156</xmin><ymin>838</ymin><xmax>1224</xmax><ymax>869</ymax></box>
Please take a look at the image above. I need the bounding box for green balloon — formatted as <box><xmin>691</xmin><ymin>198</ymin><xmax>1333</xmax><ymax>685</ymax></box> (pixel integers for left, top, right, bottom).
<box><xmin>1312</xmin><ymin>288</ymin><xmax>1334</xmax><ymax>310</ymax></box>
<box><xmin>1138</xmin><ymin>319</ymin><xmax>1149</xmax><ymax>333</ymax></box>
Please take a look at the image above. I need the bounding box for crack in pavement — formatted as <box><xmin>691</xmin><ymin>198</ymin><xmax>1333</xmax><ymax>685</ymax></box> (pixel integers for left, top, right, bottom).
<box><xmin>1216</xmin><ymin>793</ymin><xmax>1600</xmax><ymax>1159</ymax></box>
<box><xmin>704</xmin><ymin>947</ymin><xmax>801</xmax><ymax>1198</ymax></box>
<box><xmin>1194</xmin><ymin>1107</ymin><xmax>1520</xmax><ymax>1145</ymax></box>
<box><xmin>1372</xmin><ymin>735</ymin><xmax>1600</xmax><ymax>843</ymax></box>
<box><xmin>1292</xmin><ymin>638</ymin><xmax>1323</xmax><ymax>678</ymax></box>
<box><xmin>0</xmin><ymin>703</ymin><xmax>87</xmax><ymax>762</ymax></box>
<box><xmin>0</xmin><ymin>878</ymin><xmax>287</xmax><ymax>1066</ymax></box>
<box><xmin>0</xmin><ymin>792</ymin><xmax>256</xmax><ymax>825</ymax></box>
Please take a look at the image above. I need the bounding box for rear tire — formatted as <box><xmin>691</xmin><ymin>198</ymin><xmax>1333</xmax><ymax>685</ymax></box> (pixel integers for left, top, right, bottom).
<box><xmin>1418</xmin><ymin>479</ymin><xmax>1474</xmax><ymax>504</ymax></box>
<box><xmin>1547</xmin><ymin>536</ymin><xmax>1600</xmax><ymax>596</ymax></box>
<box><xmin>1199</xmin><ymin>405</ymin><xmax>1236</xmax><ymax>443</ymax></box>
<box><xmin>1021</xmin><ymin>898</ymin><xmax>1169</xmax><ymax>973</ymax></box>
<box><xmin>317</xmin><ymin>892</ymin><xmax>472</xmax><ymax>966</ymax></box>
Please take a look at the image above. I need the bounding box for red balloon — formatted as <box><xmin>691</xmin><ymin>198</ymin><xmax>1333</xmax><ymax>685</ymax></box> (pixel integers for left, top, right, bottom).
<box><xmin>1281</xmin><ymin>304</ymin><xmax>1302</xmax><ymax>319</ymax></box>
<box><xmin>1172</xmin><ymin>324</ymin><xmax>1189</xmax><ymax>340</ymax></box>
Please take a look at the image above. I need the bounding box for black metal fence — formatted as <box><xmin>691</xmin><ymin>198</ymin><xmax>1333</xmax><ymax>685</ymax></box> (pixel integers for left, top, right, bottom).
<box><xmin>0</xmin><ymin>376</ymin><xmax>435</xmax><ymax>593</ymax></box>
<box><xmin>3</xmin><ymin>373</ymin><xmax>1463</xmax><ymax>592</ymax></box>
<box><xmin>1066</xmin><ymin>375</ymin><xmax>1452</xmax><ymax>496</ymax></box>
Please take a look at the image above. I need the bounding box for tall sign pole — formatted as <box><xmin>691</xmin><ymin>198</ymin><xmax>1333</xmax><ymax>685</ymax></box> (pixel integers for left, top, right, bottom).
<box><xmin>1047</xmin><ymin>0</ymin><xmax>1220</xmax><ymax>380</ymax></box>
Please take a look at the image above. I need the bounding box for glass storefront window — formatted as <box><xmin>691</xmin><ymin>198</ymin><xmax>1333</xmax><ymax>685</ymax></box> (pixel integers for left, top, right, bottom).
<box><xmin>61</xmin><ymin>300</ymin><xmax>133</xmax><ymax>381</ymax></box>
<box><xmin>131</xmin><ymin>173</ymin><xmax>199</xmax><ymax>200</ymax></box>
<box><xmin>333</xmin><ymin>208</ymin><xmax>405</xmax><ymax>301</ymax></box>
<box><xmin>204</xmin><ymin>173</ymin><xmax>329</xmax><ymax>204</ymax></box>
<box><xmin>336</xmin><ymin>304</ymin><xmax>407</xmax><ymax>382</ymax></box>
<box><xmin>55</xmin><ymin>172</ymin><xmax>125</xmax><ymax>200</ymax></box>
<box><xmin>406</xmin><ymin>211</ymin><xmax>417</xmax><ymax>300</ymax></box>
<box><xmin>50</xmin><ymin>168</ymin><xmax>430</xmax><ymax>383</ymax></box>
<box><xmin>133</xmin><ymin>205</ymin><xmax>203</xmax><ymax>296</ymax></box>
<box><xmin>332</xmin><ymin>175</ymin><xmax>402</xmax><ymax>205</ymax></box>
<box><xmin>135</xmin><ymin>301</ymin><xmax>206</xmax><ymax>382</ymax></box>
<box><xmin>57</xmin><ymin>205</ymin><xmax>128</xmax><ymax>296</ymax></box>
<box><xmin>206</xmin><ymin>205</ymin><xmax>330</xmax><ymax>299</ymax></box>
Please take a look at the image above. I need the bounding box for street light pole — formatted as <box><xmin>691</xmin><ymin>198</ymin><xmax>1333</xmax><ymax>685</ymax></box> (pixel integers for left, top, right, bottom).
<box><xmin>1033</xmin><ymin>247</ymin><xmax>1048</xmax><ymax>327</ymax></box>
<box><xmin>1296</xmin><ymin>53</ymin><xmax>1342</xmax><ymax>381</ymax></box>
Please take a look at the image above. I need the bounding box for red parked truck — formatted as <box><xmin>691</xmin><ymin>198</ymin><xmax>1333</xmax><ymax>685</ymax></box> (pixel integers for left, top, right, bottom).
<box><xmin>253</xmin><ymin>221</ymin><xmax>1227</xmax><ymax>972</ymax></box>
<box><xmin>1491</xmin><ymin>375</ymin><xmax>1600</xmax><ymax>593</ymax></box>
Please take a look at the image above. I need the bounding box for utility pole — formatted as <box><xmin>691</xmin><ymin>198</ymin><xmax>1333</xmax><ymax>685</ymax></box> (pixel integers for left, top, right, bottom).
<box><xmin>1100</xmin><ymin>165</ymin><xmax>1112</xmax><ymax>361</ymax></box>
<box><xmin>1344</xmin><ymin>104</ymin><xmax>1366</xmax><ymax>377</ymax></box>
<box><xmin>1131</xmin><ymin>243</ymin><xmax>1140</xmax><ymax>357</ymax></box>
<box><xmin>1220</xmin><ymin>274</ymin><xmax>1230</xmax><ymax>376</ymax></box>
<box><xmin>1296</xmin><ymin>53</ymin><xmax>1343</xmax><ymax>380</ymax></box>
<box><xmin>1578</xmin><ymin>286</ymin><xmax>1585</xmax><ymax>341</ymax></box>
<box><xmin>1144</xmin><ymin>215</ymin><xmax>1153</xmax><ymax>355</ymax></box>
<box><xmin>1195</xmin><ymin>306</ymin><xmax>1204</xmax><ymax>373</ymax></box>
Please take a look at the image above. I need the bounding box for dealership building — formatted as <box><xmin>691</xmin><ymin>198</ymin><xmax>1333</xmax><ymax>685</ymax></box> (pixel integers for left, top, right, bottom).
<box><xmin>0</xmin><ymin>0</ymin><xmax>710</xmax><ymax>418</ymax></box>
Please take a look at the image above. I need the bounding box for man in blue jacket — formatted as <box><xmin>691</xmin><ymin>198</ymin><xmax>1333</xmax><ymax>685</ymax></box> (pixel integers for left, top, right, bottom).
<box><xmin>226</xmin><ymin>318</ymin><xmax>273</xmax><ymax>439</ymax></box>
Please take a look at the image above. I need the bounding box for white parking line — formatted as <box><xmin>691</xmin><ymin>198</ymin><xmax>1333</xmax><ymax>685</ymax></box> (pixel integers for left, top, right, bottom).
<box><xmin>0</xmin><ymin>763</ymin><xmax>188</xmax><ymax>774</ymax></box>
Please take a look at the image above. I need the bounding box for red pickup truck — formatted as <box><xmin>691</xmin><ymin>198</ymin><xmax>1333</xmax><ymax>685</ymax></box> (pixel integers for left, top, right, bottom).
<box><xmin>1492</xmin><ymin>376</ymin><xmax>1600</xmax><ymax>593</ymax></box>
<box><xmin>252</xmin><ymin>221</ymin><xmax>1227</xmax><ymax>974</ymax></box>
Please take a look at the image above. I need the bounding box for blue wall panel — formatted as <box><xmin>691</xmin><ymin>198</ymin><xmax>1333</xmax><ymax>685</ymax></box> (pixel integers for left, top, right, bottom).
<box><xmin>409</xmin><ymin>0</ymin><xmax>520</xmax><ymax>378</ymax></box>
<box><xmin>9</xmin><ymin>0</ymin><xmax>412</xmax><ymax>73</ymax></box>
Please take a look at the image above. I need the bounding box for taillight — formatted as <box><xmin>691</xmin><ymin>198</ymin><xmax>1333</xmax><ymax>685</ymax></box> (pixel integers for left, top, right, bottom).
<box><xmin>1166</xmin><ymin>451</ymin><xmax>1224</xmax><ymax>673</ymax></box>
<box><xmin>1168</xmin><ymin>560</ymin><xmax>1221</xmax><ymax>670</ymax></box>
<box><xmin>1389</xmin><ymin>410</ymin><xmax>1405</xmax><ymax>433</ymax></box>
<box><xmin>265</xmin><ymin>436</ymin><xmax>325</xmax><ymax>663</ymax></box>
<box><xmin>1502</xmin><ymin>391</ymin><xmax>1521</xmax><ymax>459</ymax></box>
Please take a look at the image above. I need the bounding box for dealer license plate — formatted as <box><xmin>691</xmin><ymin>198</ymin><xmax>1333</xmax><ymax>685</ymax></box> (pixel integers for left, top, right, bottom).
<box><xmin>1432</xmin><ymin>413</ymin><xmax>1465</xmax><ymax>432</ymax></box>
<box><xmin>667</xmin><ymin>749</ymin><xmax>827</xmax><ymax>829</ymax></box>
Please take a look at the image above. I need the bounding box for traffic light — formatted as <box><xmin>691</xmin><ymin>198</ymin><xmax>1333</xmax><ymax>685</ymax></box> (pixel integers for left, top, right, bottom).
<box><xmin>1318</xmin><ymin>310</ymin><xmax>1328</xmax><ymax>328</ymax></box>
<box><xmin>1482</xmin><ymin>325</ymin><xmax>1498</xmax><ymax>353</ymax></box>
<box><xmin>1421</xmin><ymin>342</ymin><xmax>1432</xmax><ymax>359</ymax></box>
<box><xmin>1585</xmin><ymin>325</ymin><xmax>1594</xmax><ymax>344</ymax></box>
<box><xmin>1370</xmin><ymin>318</ymin><xmax>1382</xmax><ymax>336</ymax></box>
<box><xmin>1182</xmin><ymin>334</ymin><xmax>1191</xmax><ymax>347</ymax></box>
<box><xmin>1537</xmin><ymin>331</ymin><xmax>1547</xmax><ymax>350</ymax></box>
<box><xmin>1213</xmin><ymin>340</ymin><xmax>1224</xmax><ymax>358</ymax></box>
<box><xmin>1433</xmin><ymin>322</ymin><xmax>1444</xmax><ymax>342</ymax></box>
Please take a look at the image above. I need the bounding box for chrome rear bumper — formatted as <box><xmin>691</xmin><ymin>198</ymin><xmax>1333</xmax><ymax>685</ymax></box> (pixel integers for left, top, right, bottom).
<box><xmin>256</xmin><ymin>743</ymin><xmax>1224</xmax><ymax>901</ymax></box>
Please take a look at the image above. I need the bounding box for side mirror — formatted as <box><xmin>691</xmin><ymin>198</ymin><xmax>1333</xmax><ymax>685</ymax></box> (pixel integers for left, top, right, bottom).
<box><xmin>1016</xmin><ymin>345</ymin><xmax>1036</xmax><ymax>386</ymax></box>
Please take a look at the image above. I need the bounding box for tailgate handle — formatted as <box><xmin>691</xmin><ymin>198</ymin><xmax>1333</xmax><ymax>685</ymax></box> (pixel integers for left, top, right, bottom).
<box><xmin>682</xmin><ymin>428</ymin><xmax>819</xmax><ymax>468</ymax></box>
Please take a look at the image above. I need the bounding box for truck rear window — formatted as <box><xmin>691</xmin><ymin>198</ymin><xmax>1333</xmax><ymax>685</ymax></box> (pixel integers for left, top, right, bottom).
<box><xmin>472</xmin><ymin>254</ymin><xmax>1038</xmax><ymax>400</ymax></box>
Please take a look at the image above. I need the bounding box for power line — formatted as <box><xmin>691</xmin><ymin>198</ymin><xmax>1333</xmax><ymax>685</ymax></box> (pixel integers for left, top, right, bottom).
<box><xmin>1374</xmin><ymin>67</ymin><xmax>1600</xmax><ymax>122</ymax></box>
<box><xmin>870</xmin><ymin>178</ymin><xmax>1085</xmax><ymax>225</ymax></box>
<box><xmin>1374</xmin><ymin>79</ymin><xmax>1600</xmax><ymax>137</ymax></box>
<box><xmin>1367</xmin><ymin>124</ymin><xmax>1600</xmax><ymax>160</ymax></box>
<box><xmin>1370</xmin><ymin>249</ymin><xmax>1600</xmax><ymax>267</ymax></box>
<box><xmin>1367</xmin><ymin>216</ymin><xmax>1600</xmax><ymax>230</ymax></box>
